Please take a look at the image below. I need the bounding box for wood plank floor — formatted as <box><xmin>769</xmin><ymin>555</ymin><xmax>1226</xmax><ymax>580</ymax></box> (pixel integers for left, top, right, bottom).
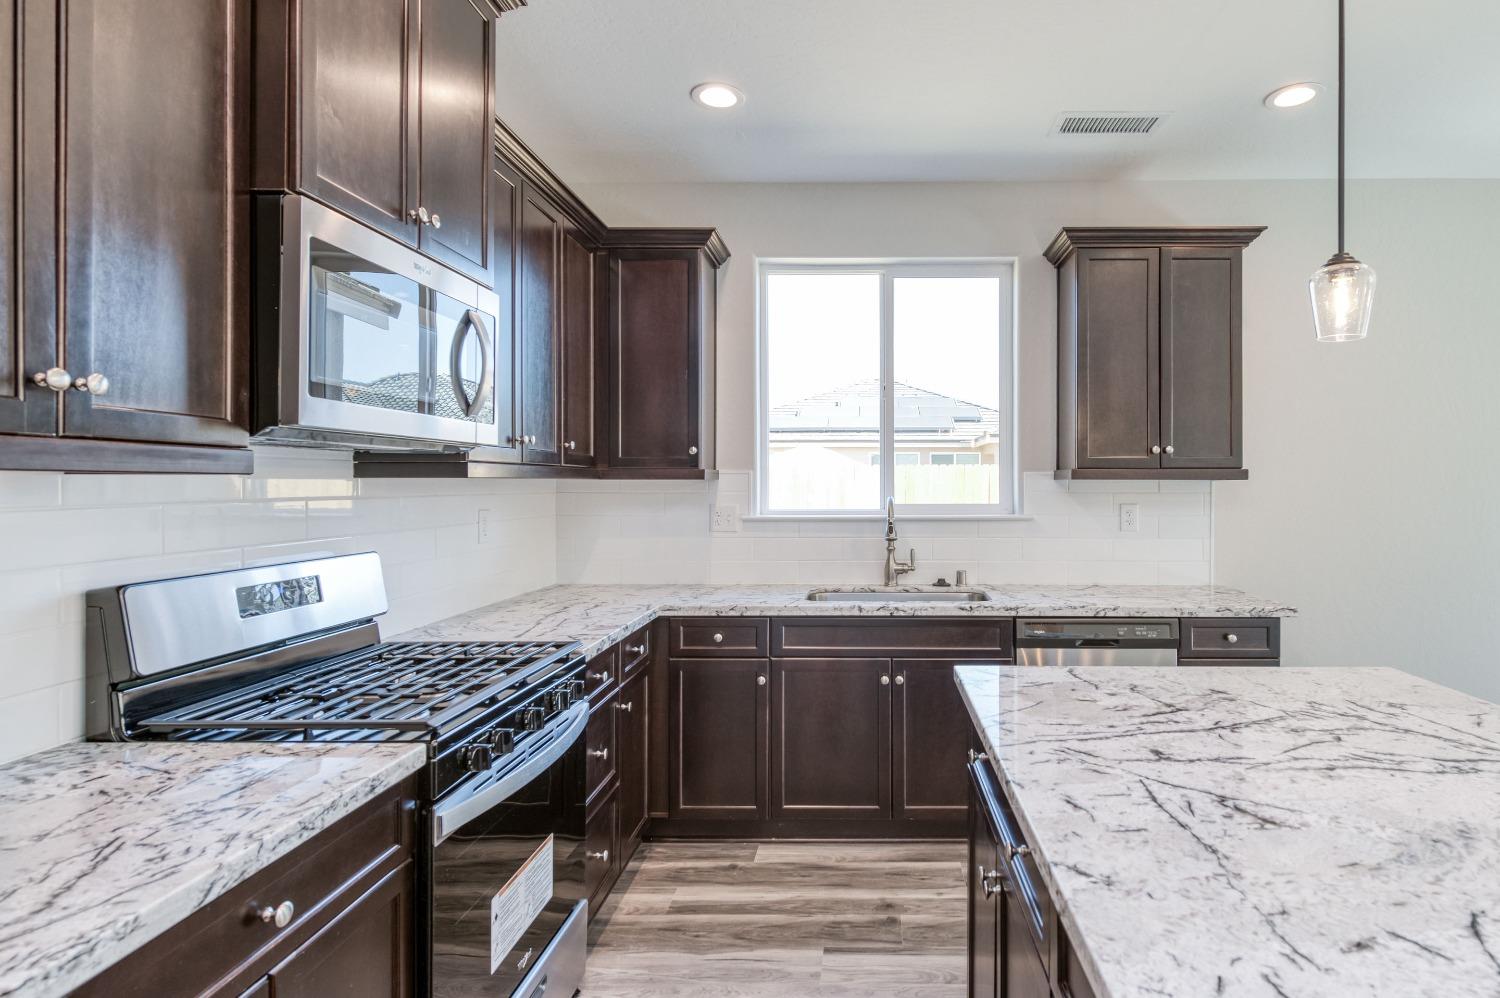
<box><xmin>581</xmin><ymin>840</ymin><xmax>967</xmax><ymax>997</ymax></box>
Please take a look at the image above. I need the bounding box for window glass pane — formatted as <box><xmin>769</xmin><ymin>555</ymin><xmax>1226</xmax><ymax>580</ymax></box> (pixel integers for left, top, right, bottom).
<box><xmin>893</xmin><ymin>277</ymin><xmax>1003</xmax><ymax>506</ymax></box>
<box><xmin>766</xmin><ymin>273</ymin><xmax>881</xmax><ymax>510</ymax></box>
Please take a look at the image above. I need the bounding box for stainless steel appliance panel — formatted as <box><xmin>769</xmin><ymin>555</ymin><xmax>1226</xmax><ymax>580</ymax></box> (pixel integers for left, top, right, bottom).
<box><xmin>1015</xmin><ymin>618</ymin><xmax>1179</xmax><ymax>668</ymax></box>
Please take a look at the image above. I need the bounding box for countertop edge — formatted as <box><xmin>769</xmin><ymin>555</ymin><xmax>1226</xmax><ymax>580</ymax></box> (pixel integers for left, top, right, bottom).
<box><xmin>2</xmin><ymin>744</ymin><xmax>427</xmax><ymax>998</ymax></box>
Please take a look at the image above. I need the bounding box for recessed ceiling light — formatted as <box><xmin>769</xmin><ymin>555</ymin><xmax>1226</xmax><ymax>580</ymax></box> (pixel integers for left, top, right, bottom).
<box><xmin>1264</xmin><ymin>83</ymin><xmax>1323</xmax><ymax>109</ymax></box>
<box><xmin>691</xmin><ymin>82</ymin><xmax>743</xmax><ymax>110</ymax></box>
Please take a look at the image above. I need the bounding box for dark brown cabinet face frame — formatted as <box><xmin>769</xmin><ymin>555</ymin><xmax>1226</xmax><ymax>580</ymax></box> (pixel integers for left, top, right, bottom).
<box><xmin>1047</xmin><ymin>226</ymin><xmax>1263</xmax><ymax>482</ymax></box>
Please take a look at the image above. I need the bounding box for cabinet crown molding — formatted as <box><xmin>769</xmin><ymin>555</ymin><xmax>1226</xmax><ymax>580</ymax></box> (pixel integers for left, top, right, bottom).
<box><xmin>1044</xmin><ymin>226</ymin><xmax>1266</xmax><ymax>266</ymax></box>
<box><xmin>602</xmin><ymin>228</ymin><xmax>731</xmax><ymax>269</ymax></box>
<box><xmin>494</xmin><ymin>117</ymin><xmax>608</xmax><ymax>244</ymax></box>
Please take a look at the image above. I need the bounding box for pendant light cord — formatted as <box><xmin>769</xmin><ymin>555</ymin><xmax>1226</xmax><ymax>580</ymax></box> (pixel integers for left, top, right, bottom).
<box><xmin>1337</xmin><ymin>0</ymin><xmax>1345</xmax><ymax>254</ymax></box>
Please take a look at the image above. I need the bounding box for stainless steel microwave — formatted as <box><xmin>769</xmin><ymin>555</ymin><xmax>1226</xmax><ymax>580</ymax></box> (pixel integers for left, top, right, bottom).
<box><xmin>252</xmin><ymin>195</ymin><xmax>500</xmax><ymax>451</ymax></box>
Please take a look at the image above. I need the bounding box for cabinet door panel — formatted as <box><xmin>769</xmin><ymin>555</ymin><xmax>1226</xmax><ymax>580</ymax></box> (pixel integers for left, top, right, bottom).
<box><xmin>416</xmin><ymin>0</ymin><xmax>492</xmax><ymax>283</ymax></box>
<box><xmin>617</xmin><ymin>670</ymin><xmax>649</xmax><ymax>853</ymax></box>
<box><xmin>560</xmin><ymin>229</ymin><xmax>595</xmax><ymax>465</ymax></box>
<box><xmin>770</xmin><ymin>658</ymin><xmax>891</xmax><ymax>821</ymax></box>
<box><xmin>268</xmin><ymin>860</ymin><xmax>414</xmax><ymax>998</ymax></box>
<box><xmin>487</xmin><ymin>154</ymin><xmax>522</xmax><ymax>461</ymax></box>
<box><xmin>298</xmin><ymin>0</ymin><xmax>417</xmax><ymax>244</ymax></box>
<box><xmin>1161</xmin><ymin>246</ymin><xmax>1241</xmax><ymax>469</ymax></box>
<box><xmin>1004</xmin><ymin>886</ymin><xmax>1051</xmax><ymax>998</ymax></box>
<box><xmin>609</xmin><ymin>251</ymin><xmax>699</xmax><ymax>468</ymax></box>
<box><xmin>668</xmin><ymin>658</ymin><xmax>767</xmax><ymax>820</ymax></box>
<box><xmin>62</xmin><ymin>0</ymin><xmax>248</xmax><ymax>447</ymax></box>
<box><xmin>0</xmin><ymin>0</ymin><xmax>56</xmax><ymax>435</ymax></box>
<box><xmin>518</xmin><ymin>191</ymin><xmax>560</xmax><ymax>464</ymax></box>
<box><xmin>894</xmin><ymin>660</ymin><xmax>971</xmax><ymax>823</ymax></box>
<box><xmin>1076</xmin><ymin>248</ymin><xmax>1159</xmax><ymax>469</ymax></box>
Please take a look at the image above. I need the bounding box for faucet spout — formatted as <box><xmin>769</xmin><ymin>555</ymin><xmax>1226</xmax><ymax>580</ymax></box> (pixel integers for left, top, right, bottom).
<box><xmin>882</xmin><ymin>497</ymin><xmax>915</xmax><ymax>585</ymax></box>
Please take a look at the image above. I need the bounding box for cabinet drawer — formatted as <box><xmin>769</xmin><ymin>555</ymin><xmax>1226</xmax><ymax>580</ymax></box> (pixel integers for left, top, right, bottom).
<box><xmin>585</xmin><ymin>691</ymin><xmax>617</xmax><ymax>805</ymax></box>
<box><xmin>772</xmin><ymin>618</ymin><xmax>1013</xmax><ymax>658</ymax></box>
<box><xmin>619</xmin><ymin>624</ymin><xmax>652</xmax><ymax>678</ymax></box>
<box><xmin>585</xmin><ymin>645</ymin><xmax>618</xmax><ymax>701</ymax></box>
<box><xmin>77</xmin><ymin>778</ymin><xmax>415</xmax><ymax>998</ymax></box>
<box><xmin>1180</xmin><ymin>618</ymin><xmax>1279</xmax><ymax>659</ymax></box>
<box><xmin>968</xmin><ymin>759</ymin><xmax>1053</xmax><ymax>972</ymax></box>
<box><xmin>670</xmin><ymin>618</ymin><xmax>769</xmax><ymax>657</ymax></box>
<box><xmin>584</xmin><ymin>788</ymin><xmax>618</xmax><ymax>915</ymax></box>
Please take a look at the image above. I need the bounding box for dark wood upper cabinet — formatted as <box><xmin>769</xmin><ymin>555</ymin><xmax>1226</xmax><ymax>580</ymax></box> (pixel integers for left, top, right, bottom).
<box><xmin>603</xmin><ymin>234</ymin><xmax>726</xmax><ymax>472</ymax></box>
<box><xmin>292</xmin><ymin>0</ymin><xmax>418</xmax><ymax>245</ymax></box>
<box><xmin>487</xmin><ymin>152</ymin><xmax>523</xmax><ymax>463</ymax></box>
<box><xmin>256</xmin><ymin>0</ymin><xmax>499</xmax><ymax>283</ymax></box>
<box><xmin>518</xmin><ymin>189</ymin><xmax>562</xmax><ymax>465</ymax></box>
<box><xmin>560</xmin><ymin>228</ymin><xmax>596</xmax><ymax>466</ymax></box>
<box><xmin>414</xmin><ymin>0</ymin><xmax>495</xmax><ymax>282</ymax></box>
<box><xmin>667</xmin><ymin>657</ymin><xmax>768</xmax><ymax>821</ymax></box>
<box><xmin>770</xmin><ymin>657</ymin><xmax>891</xmax><ymax>821</ymax></box>
<box><xmin>1047</xmin><ymin>227</ymin><xmax>1262</xmax><ymax>481</ymax></box>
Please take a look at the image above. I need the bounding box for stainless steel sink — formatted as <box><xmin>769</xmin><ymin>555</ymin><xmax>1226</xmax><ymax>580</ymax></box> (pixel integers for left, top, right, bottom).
<box><xmin>806</xmin><ymin>588</ymin><xmax>991</xmax><ymax>603</ymax></box>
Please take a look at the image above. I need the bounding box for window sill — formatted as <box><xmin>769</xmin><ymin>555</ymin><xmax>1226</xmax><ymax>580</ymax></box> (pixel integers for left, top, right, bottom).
<box><xmin>744</xmin><ymin>513</ymin><xmax>1033</xmax><ymax>522</ymax></box>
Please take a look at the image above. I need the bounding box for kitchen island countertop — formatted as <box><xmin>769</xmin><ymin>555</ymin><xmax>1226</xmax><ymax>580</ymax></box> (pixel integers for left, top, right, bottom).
<box><xmin>399</xmin><ymin>582</ymin><xmax>1296</xmax><ymax>658</ymax></box>
<box><xmin>0</xmin><ymin>741</ymin><xmax>425</xmax><ymax>998</ymax></box>
<box><xmin>955</xmin><ymin>664</ymin><xmax>1500</xmax><ymax>997</ymax></box>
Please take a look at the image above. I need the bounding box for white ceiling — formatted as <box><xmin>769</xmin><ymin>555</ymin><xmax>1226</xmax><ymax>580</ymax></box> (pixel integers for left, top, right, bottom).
<box><xmin>493</xmin><ymin>0</ymin><xmax>1500</xmax><ymax>184</ymax></box>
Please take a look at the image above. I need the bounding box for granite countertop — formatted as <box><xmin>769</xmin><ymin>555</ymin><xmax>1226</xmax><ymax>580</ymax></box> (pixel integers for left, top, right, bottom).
<box><xmin>954</xmin><ymin>665</ymin><xmax>1500</xmax><ymax>998</ymax></box>
<box><xmin>0</xmin><ymin>741</ymin><xmax>426</xmax><ymax>998</ymax></box>
<box><xmin>399</xmin><ymin>583</ymin><xmax>1296</xmax><ymax>658</ymax></box>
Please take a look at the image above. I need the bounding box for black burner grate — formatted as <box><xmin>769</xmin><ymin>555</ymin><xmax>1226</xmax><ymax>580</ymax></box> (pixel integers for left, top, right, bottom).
<box><xmin>135</xmin><ymin>639</ymin><xmax>581</xmax><ymax>742</ymax></box>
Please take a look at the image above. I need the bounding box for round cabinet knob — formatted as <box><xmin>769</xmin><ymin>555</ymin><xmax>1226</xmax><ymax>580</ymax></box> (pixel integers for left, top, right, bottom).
<box><xmin>411</xmin><ymin>206</ymin><xmax>430</xmax><ymax>224</ymax></box>
<box><xmin>566</xmin><ymin>440</ymin><xmax>576</xmax><ymax>450</ymax></box>
<box><xmin>72</xmin><ymin>373</ymin><xmax>110</xmax><ymax>396</ymax></box>
<box><xmin>980</xmin><ymin>868</ymin><xmax>1005</xmax><ymax>899</ymax></box>
<box><xmin>590</xmin><ymin>670</ymin><xmax>610</xmax><ymax>682</ymax></box>
<box><xmin>1164</xmin><ymin>444</ymin><xmax>1175</xmax><ymax>455</ymax></box>
<box><xmin>616</xmin><ymin>700</ymin><xmax>633</xmax><ymax>713</ymax></box>
<box><xmin>626</xmin><ymin>644</ymin><xmax>646</xmax><ymax>655</ymax></box>
<box><xmin>588</xmin><ymin>747</ymin><xmax>609</xmax><ymax>761</ymax></box>
<box><xmin>1226</xmin><ymin>633</ymin><xmax>1240</xmax><ymax>644</ymax></box>
<box><xmin>528</xmin><ymin>435</ymin><xmax>537</xmax><ymax>445</ymax></box>
<box><xmin>756</xmin><ymin>675</ymin><xmax>767</xmax><ymax>686</ymax></box>
<box><xmin>429</xmin><ymin>212</ymin><xmax>441</xmax><ymax>229</ymax></box>
<box><xmin>880</xmin><ymin>675</ymin><xmax>890</xmax><ymax>686</ymax></box>
<box><xmin>1009</xmin><ymin>844</ymin><xmax>1031</xmax><ymax>860</ymax></box>
<box><xmin>894</xmin><ymin>675</ymin><xmax>905</xmax><ymax>686</ymax></box>
<box><xmin>1150</xmin><ymin>445</ymin><xmax>1162</xmax><ymax>455</ymax></box>
<box><xmin>712</xmin><ymin>632</ymin><xmax>724</xmax><ymax>644</ymax></box>
<box><xmin>32</xmin><ymin>368</ymin><xmax>72</xmax><ymax>392</ymax></box>
<box><xmin>258</xmin><ymin>900</ymin><xmax>295</xmax><ymax>929</ymax></box>
<box><xmin>688</xmin><ymin>445</ymin><xmax>698</xmax><ymax>456</ymax></box>
<box><xmin>587</xmin><ymin>849</ymin><xmax>610</xmax><ymax>863</ymax></box>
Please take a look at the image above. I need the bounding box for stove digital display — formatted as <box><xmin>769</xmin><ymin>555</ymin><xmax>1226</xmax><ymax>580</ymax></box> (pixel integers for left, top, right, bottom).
<box><xmin>236</xmin><ymin>575</ymin><xmax>324</xmax><ymax>619</ymax></box>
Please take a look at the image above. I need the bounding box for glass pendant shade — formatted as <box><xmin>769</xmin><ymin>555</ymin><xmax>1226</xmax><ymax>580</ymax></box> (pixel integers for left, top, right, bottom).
<box><xmin>1308</xmin><ymin>252</ymin><xmax>1375</xmax><ymax>342</ymax></box>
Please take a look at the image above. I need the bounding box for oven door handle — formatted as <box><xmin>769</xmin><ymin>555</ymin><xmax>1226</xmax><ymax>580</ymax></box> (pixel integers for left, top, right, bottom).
<box><xmin>431</xmin><ymin>702</ymin><xmax>588</xmax><ymax>845</ymax></box>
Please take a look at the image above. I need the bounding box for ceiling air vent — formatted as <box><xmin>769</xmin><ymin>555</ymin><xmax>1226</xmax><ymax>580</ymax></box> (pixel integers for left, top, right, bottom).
<box><xmin>1054</xmin><ymin>113</ymin><xmax>1165</xmax><ymax>136</ymax></box>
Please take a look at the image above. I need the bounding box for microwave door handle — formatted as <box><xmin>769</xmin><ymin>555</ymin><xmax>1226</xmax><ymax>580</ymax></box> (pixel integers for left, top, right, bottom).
<box><xmin>447</xmin><ymin>310</ymin><xmax>493</xmax><ymax>419</ymax></box>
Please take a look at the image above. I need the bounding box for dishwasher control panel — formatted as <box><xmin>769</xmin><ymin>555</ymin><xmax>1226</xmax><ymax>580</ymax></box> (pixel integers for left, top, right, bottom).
<box><xmin>1017</xmin><ymin>618</ymin><xmax>1178</xmax><ymax>642</ymax></box>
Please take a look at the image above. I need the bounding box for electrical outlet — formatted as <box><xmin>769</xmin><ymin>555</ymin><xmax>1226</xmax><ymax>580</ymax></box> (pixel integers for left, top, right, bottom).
<box><xmin>710</xmin><ymin>504</ymin><xmax>740</xmax><ymax>533</ymax></box>
<box><xmin>1118</xmin><ymin>502</ymin><xmax>1140</xmax><ymax>533</ymax></box>
<box><xmin>477</xmin><ymin>508</ymin><xmax>493</xmax><ymax>544</ymax></box>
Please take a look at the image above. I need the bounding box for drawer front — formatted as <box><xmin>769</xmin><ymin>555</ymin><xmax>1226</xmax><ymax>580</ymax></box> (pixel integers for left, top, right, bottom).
<box><xmin>1180</xmin><ymin>618</ymin><xmax>1279</xmax><ymax>659</ymax></box>
<box><xmin>585</xmin><ymin>690</ymin><xmax>618</xmax><ymax>805</ymax></box>
<box><xmin>619</xmin><ymin>625</ymin><xmax>651</xmax><ymax>678</ymax></box>
<box><xmin>585</xmin><ymin>645</ymin><xmax>619</xmax><ymax>701</ymax></box>
<box><xmin>772</xmin><ymin>617</ymin><xmax>1014</xmax><ymax>658</ymax></box>
<box><xmin>670</xmin><ymin>617</ymin><xmax>769</xmax><ymax>657</ymax></box>
<box><xmin>584</xmin><ymin>788</ymin><xmax>618</xmax><ymax>913</ymax></box>
<box><xmin>969</xmin><ymin>759</ymin><xmax>1053</xmax><ymax>969</ymax></box>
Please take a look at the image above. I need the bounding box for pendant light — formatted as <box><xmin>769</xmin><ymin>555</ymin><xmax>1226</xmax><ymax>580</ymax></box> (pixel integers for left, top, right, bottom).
<box><xmin>1309</xmin><ymin>0</ymin><xmax>1375</xmax><ymax>342</ymax></box>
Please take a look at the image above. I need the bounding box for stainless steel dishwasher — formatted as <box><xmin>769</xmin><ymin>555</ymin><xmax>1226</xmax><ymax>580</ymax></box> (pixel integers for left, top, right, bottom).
<box><xmin>1015</xmin><ymin>618</ymin><xmax>1179</xmax><ymax>667</ymax></box>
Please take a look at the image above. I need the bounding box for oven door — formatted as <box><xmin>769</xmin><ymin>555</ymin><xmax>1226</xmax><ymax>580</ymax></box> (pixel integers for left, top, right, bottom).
<box><xmin>428</xmin><ymin>703</ymin><xmax>588</xmax><ymax>998</ymax></box>
<box><xmin>271</xmin><ymin>195</ymin><xmax>500</xmax><ymax>450</ymax></box>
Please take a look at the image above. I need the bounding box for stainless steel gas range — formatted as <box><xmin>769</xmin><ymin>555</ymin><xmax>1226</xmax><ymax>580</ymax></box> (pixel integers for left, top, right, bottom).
<box><xmin>85</xmin><ymin>552</ymin><xmax>588</xmax><ymax>998</ymax></box>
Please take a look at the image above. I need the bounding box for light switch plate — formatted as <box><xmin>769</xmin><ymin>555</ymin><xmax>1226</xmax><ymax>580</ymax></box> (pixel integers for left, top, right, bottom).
<box><xmin>710</xmin><ymin>504</ymin><xmax>740</xmax><ymax>533</ymax></box>
<box><xmin>478</xmin><ymin>508</ymin><xmax>493</xmax><ymax>543</ymax></box>
<box><xmin>1118</xmin><ymin>502</ymin><xmax>1140</xmax><ymax>533</ymax></box>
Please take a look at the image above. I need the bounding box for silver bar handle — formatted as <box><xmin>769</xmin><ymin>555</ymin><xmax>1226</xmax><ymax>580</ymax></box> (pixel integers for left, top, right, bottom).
<box><xmin>448</xmin><ymin>309</ymin><xmax>494</xmax><ymax>419</ymax></box>
<box><xmin>431</xmin><ymin>702</ymin><xmax>587</xmax><ymax>844</ymax></box>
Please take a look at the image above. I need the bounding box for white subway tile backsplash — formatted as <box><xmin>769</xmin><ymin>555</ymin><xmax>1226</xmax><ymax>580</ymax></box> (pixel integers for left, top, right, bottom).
<box><xmin>1022</xmin><ymin>538</ymin><xmax>1112</xmax><ymax>562</ymax></box>
<box><xmin>0</xmin><ymin>505</ymin><xmax>165</xmax><ymax>570</ymax></box>
<box><xmin>1112</xmin><ymin>539</ymin><xmax>1206</xmax><ymax>562</ymax></box>
<box><xmin>62</xmin><ymin>474</ymin><xmax>244</xmax><ymax>507</ymax></box>
<box><xmin>1066</xmin><ymin>562</ymin><xmax>1160</xmax><ymax>585</ymax></box>
<box><xmin>1156</xmin><ymin>515</ymin><xmax>1212</xmax><ymax>539</ymax></box>
<box><xmin>0</xmin><ymin>471</ymin><xmax>63</xmax><ymax>508</ymax></box>
<box><xmin>163</xmin><ymin>500</ymin><xmax>307</xmax><ymax>553</ymax></box>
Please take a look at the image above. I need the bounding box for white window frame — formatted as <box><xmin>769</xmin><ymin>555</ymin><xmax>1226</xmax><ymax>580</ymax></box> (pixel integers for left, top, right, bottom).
<box><xmin>754</xmin><ymin>258</ymin><xmax>1018</xmax><ymax>518</ymax></box>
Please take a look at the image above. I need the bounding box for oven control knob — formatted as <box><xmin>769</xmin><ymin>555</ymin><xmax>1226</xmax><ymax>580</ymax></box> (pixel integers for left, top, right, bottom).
<box><xmin>460</xmin><ymin>743</ymin><xmax>495</xmax><ymax>773</ymax></box>
<box><xmin>487</xmin><ymin>727</ymin><xmax>516</xmax><ymax>755</ymax></box>
<box><xmin>547</xmin><ymin>688</ymin><xmax>571</xmax><ymax>712</ymax></box>
<box><xmin>521</xmin><ymin>707</ymin><xmax>546</xmax><ymax>731</ymax></box>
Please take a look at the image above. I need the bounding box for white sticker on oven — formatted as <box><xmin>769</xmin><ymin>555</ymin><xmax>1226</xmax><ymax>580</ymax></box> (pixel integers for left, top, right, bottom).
<box><xmin>490</xmin><ymin>834</ymin><xmax>555</xmax><ymax>974</ymax></box>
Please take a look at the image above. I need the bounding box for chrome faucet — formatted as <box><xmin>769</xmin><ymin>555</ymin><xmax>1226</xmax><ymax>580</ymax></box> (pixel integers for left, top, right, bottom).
<box><xmin>884</xmin><ymin>497</ymin><xmax>916</xmax><ymax>586</ymax></box>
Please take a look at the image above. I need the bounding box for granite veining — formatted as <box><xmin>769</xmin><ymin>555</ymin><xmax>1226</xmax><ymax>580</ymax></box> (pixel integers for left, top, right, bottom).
<box><xmin>399</xmin><ymin>583</ymin><xmax>1296</xmax><ymax>658</ymax></box>
<box><xmin>0</xmin><ymin>741</ymin><xmax>426</xmax><ymax>998</ymax></box>
<box><xmin>955</xmin><ymin>665</ymin><xmax>1500</xmax><ymax>998</ymax></box>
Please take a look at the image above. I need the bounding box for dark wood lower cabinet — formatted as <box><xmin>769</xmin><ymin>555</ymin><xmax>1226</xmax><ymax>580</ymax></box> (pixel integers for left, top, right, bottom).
<box><xmin>617</xmin><ymin>669</ymin><xmax>649</xmax><ymax>847</ymax></box>
<box><xmin>771</xmin><ymin>657</ymin><xmax>891</xmax><ymax>821</ymax></box>
<box><xmin>667</xmin><ymin>657</ymin><xmax>768</xmax><ymax>821</ymax></box>
<box><xmin>967</xmin><ymin>785</ymin><xmax>1002</xmax><ymax>998</ymax></box>
<box><xmin>894</xmin><ymin>659</ymin><xmax>975</xmax><ymax>824</ymax></box>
